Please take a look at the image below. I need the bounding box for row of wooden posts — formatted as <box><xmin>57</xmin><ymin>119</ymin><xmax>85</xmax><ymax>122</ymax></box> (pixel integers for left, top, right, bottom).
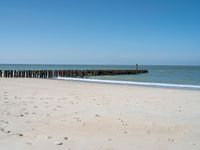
<box><xmin>0</xmin><ymin>69</ymin><xmax>148</xmax><ymax>78</ymax></box>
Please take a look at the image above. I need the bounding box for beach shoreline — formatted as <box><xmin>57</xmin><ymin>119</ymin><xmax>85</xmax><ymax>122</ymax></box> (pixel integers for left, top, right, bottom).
<box><xmin>0</xmin><ymin>78</ymin><xmax>200</xmax><ymax>150</ymax></box>
<box><xmin>56</xmin><ymin>77</ymin><xmax>200</xmax><ymax>90</ymax></box>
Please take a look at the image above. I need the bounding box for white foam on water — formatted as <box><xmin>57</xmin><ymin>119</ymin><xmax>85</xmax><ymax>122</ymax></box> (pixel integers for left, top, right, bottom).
<box><xmin>56</xmin><ymin>77</ymin><xmax>200</xmax><ymax>90</ymax></box>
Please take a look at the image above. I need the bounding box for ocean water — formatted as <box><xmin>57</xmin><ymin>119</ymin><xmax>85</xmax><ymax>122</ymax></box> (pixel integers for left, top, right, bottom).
<box><xmin>0</xmin><ymin>64</ymin><xmax>200</xmax><ymax>88</ymax></box>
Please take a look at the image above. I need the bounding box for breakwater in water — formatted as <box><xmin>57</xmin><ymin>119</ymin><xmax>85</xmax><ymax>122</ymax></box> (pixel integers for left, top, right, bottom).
<box><xmin>0</xmin><ymin>69</ymin><xmax>148</xmax><ymax>78</ymax></box>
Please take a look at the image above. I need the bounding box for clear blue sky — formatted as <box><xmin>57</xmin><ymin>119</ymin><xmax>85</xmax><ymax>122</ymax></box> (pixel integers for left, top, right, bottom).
<box><xmin>0</xmin><ymin>0</ymin><xmax>199</xmax><ymax>65</ymax></box>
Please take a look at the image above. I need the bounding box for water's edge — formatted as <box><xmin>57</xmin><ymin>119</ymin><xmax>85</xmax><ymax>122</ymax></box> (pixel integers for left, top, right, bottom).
<box><xmin>56</xmin><ymin>77</ymin><xmax>200</xmax><ymax>90</ymax></box>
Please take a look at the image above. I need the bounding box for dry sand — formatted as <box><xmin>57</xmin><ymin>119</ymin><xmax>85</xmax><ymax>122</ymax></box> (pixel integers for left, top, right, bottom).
<box><xmin>0</xmin><ymin>78</ymin><xmax>200</xmax><ymax>150</ymax></box>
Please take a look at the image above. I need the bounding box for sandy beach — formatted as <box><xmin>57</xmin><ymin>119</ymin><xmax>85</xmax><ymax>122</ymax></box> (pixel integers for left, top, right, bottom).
<box><xmin>0</xmin><ymin>78</ymin><xmax>200</xmax><ymax>150</ymax></box>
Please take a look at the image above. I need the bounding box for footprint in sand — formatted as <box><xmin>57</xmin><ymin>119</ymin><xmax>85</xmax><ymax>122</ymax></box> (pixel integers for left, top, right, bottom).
<box><xmin>168</xmin><ymin>138</ymin><xmax>175</xmax><ymax>142</ymax></box>
<box><xmin>75</xmin><ymin>117</ymin><xmax>81</xmax><ymax>122</ymax></box>
<box><xmin>95</xmin><ymin>114</ymin><xmax>101</xmax><ymax>118</ymax></box>
<box><xmin>6</xmin><ymin>130</ymin><xmax>11</xmax><ymax>134</ymax></box>
<box><xmin>56</xmin><ymin>142</ymin><xmax>63</xmax><ymax>145</ymax></box>
<box><xmin>47</xmin><ymin>136</ymin><xmax>53</xmax><ymax>139</ymax></box>
<box><xmin>17</xmin><ymin>133</ymin><xmax>23</xmax><ymax>137</ymax></box>
<box><xmin>0</xmin><ymin>127</ymin><xmax>5</xmax><ymax>132</ymax></box>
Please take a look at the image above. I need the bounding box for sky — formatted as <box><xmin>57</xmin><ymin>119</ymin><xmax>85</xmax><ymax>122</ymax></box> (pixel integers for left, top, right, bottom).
<box><xmin>0</xmin><ymin>0</ymin><xmax>199</xmax><ymax>65</ymax></box>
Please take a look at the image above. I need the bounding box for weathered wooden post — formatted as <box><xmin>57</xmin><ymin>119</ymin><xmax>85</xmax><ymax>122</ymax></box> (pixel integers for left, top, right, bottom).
<box><xmin>7</xmin><ymin>70</ymin><xmax>8</xmax><ymax>77</ymax></box>
<box><xmin>136</xmin><ymin>64</ymin><xmax>138</xmax><ymax>74</ymax></box>
<box><xmin>26</xmin><ymin>70</ymin><xmax>28</xmax><ymax>78</ymax></box>
<box><xmin>136</xmin><ymin>64</ymin><xmax>138</xmax><ymax>70</ymax></box>
<box><xmin>7</xmin><ymin>70</ymin><xmax>9</xmax><ymax>77</ymax></box>
<box><xmin>15</xmin><ymin>70</ymin><xmax>17</xmax><ymax>78</ymax></box>
<box><xmin>33</xmin><ymin>70</ymin><xmax>35</xmax><ymax>78</ymax></box>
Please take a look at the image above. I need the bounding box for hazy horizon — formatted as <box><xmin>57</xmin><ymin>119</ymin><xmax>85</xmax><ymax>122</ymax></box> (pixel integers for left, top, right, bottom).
<box><xmin>0</xmin><ymin>63</ymin><xmax>200</xmax><ymax>66</ymax></box>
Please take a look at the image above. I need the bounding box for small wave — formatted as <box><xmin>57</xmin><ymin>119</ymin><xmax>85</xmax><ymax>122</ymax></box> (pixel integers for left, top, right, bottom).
<box><xmin>56</xmin><ymin>77</ymin><xmax>200</xmax><ymax>90</ymax></box>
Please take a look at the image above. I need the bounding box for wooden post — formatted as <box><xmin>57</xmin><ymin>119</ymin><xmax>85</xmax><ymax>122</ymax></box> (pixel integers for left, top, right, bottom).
<box><xmin>136</xmin><ymin>64</ymin><xmax>138</xmax><ymax>74</ymax></box>
<box><xmin>136</xmin><ymin>64</ymin><xmax>138</xmax><ymax>70</ymax></box>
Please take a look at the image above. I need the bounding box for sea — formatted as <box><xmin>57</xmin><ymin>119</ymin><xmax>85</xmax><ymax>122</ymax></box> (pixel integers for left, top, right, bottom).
<box><xmin>0</xmin><ymin>64</ymin><xmax>200</xmax><ymax>89</ymax></box>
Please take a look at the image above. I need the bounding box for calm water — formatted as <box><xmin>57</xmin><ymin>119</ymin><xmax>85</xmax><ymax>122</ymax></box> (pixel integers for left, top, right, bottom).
<box><xmin>0</xmin><ymin>64</ymin><xmax>200</xmax><ymax>86</ymax></box>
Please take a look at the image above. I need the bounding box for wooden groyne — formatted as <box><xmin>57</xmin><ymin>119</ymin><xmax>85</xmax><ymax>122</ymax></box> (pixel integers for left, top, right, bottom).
<box><xmin>0</xmin><ymin>69</ymin><xmax>148</xmax><ymax>78</ymax></box>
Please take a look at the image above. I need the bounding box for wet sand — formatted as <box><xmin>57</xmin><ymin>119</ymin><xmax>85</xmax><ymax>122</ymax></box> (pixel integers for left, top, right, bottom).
<box><xmin>0</xmin><ymin>78</ymin><xmax>200</xmax><ymax>150</ymax></box>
